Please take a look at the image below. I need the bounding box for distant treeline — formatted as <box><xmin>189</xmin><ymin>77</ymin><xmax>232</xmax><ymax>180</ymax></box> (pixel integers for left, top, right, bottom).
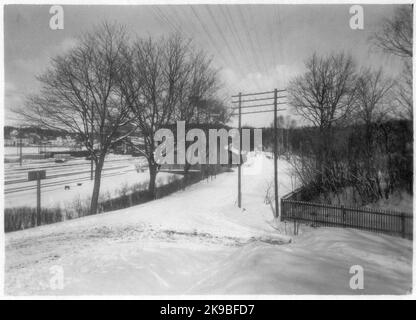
<box><xmin>4</xmin><ymin>125</ymin><xmax>75</xmax><ymax>140</ymax></box>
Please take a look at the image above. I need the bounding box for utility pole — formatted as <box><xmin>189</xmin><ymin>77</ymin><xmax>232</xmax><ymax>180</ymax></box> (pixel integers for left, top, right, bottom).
<box><xmin>19</xmin><ymin>126</ymin><xmax>22</xmax><ymax>167</ymax></box>
<box><xmin>90</xmin><ymin>107</ymin><xmax>94</xmax><ymax>181</ymax></box>
<box><xmin>231</xmin><ymin>89</ymin><xmax>286</xmax><ymax>214</ymax></box>
<box><xmin>28</xmin><ymin>170</ymin><xmax>46</xmax><ymax>226</ymax></box>
<box><xmin>37</xmin><ymin>178</ymin><xmax>41</xmax><ymax>223</ymax></box>
<box><xmin>238</xmin><ymin>92</ymin><xmax>242</xmax><ymax>208</ymax></box>
<box><xmin>273</xmin><ymin>89</ymin><xmax>279</xmax><ymax>218</ymax></box>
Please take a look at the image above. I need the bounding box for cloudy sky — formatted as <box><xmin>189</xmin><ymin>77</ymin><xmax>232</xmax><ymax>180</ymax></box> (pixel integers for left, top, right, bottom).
<box><xmin>4</xmin><ymin>4</ymin><xmax>405</xmax><ymax>127</ymax></box>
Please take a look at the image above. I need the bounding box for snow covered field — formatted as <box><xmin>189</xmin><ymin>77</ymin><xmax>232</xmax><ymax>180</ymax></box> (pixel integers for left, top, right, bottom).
<box><xmin>4</xmin><ymin>165</ymin><xmax>176</xmax><ymax>209</ymax></box>
<box><xmin>4</xmin><ymin>154</ymin><xmax>412</xmax><ymax>295</ymax></box>
<box><xmin>4</xmin><ymin>155</ymin><xmax>163</xmax><ymax>209</ymax></box>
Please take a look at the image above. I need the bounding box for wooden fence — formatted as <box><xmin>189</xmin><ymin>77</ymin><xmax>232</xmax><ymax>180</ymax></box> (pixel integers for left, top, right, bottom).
<box><xmin>281</xmin><ymin>197</ymin><xmax>413</xmax><ymax>240</ymax></box>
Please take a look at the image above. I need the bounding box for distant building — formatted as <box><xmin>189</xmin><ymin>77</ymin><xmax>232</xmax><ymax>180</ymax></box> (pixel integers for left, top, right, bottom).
<box><xmin>113</xmin><ymin>136</ymin><xmax>145</xmax><ymax>155</ymax></box>
<box><xmin>5</xmin><ymin>137</ymin><xmax>31</xmax><ymax>146</ymax></box>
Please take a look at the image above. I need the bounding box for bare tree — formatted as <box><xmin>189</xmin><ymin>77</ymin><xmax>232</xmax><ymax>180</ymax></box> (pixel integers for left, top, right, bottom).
<box><xmin>177</xmin><ymin>51</ymin><xmax>221</xmax><ymax>123</ymax></box>
<box><xmin>355</xmin><ymin>68</ymin><xmax>394</xmax><ymax>126</ymax></box>
<box><xmin>187</xmin><ymin>97</ymin><xmax>231</xmax><ymax>124</ymax></box>
<box><xmin>118</xmin><ymin>34</ymin><xmax>222</xmax><ymax>198</ymax></box>
<box><xmin>353</xmin><ymin>68</ymin><xmax>394</xmax><ymax>199</ymax></box>
<box><xmin>288</xmin><ymin>52</ymin><xmax>357</xmax><ymax>186</ymax></box>
<box><xmin>354</xmin><ymin>67</ymin><xmax>393</xmax><ymax>161</ymax></box>
<box><xmin>372</xmin><ymin>5</ymin><xmax>413</xmax><ymax>58</ymax></box>
<box><xmin>289</xmin><ymin>53</ymin><xmax>357</xmax><ymax>129</ymax></box>
<box><xmin>394</xmin><ymin>60</ymin><xmax>413</xmax><ymax>120</ymax></box>
<box><xmin>17</xmin><ymin>23</ymin><xmax>135</xmax><ymax>215</ymax></box>
<box><xmin>372</xmin><ymin>5</ymin><xmax>413</xmax><ymax>120</ymax></box>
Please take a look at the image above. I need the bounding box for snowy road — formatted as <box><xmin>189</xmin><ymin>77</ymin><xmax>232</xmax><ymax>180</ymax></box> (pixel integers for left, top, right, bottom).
<box><xmin>4</xmin><ymin>154</ymin><xmax>412</xmax><ymax>295</ymax></box>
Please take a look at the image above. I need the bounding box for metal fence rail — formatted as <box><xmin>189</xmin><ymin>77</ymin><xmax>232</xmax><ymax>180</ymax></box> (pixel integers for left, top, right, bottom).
<box><xmin>281</xmin><ymin>199</ymin><xmax>413</xmax><ymax>239</ymax></box>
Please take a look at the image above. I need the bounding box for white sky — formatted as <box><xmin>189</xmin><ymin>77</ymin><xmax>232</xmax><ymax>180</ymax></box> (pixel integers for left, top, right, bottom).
<box><xmin>3</xmin><ymin>4</ymin><xmax>406</xmax><ymax>127</ymax></box>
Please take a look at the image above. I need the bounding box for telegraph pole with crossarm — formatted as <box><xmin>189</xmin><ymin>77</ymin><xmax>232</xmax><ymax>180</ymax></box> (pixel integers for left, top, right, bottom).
<box><xmin>231</xmin><ymin>89</ymin><xmax>286</xmax><ymax>218</ymax></box>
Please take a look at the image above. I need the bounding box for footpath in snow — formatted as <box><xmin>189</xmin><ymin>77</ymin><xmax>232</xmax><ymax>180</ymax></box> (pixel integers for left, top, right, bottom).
<box><xmin>5</xmin><ymin>153</ymin><xmax>412</xmax><ymax>295</ymax></box>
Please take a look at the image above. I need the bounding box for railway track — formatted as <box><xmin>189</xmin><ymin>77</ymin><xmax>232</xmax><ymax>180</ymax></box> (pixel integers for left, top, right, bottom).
<box><xmin>5</xmin><ymin>164</ymin><xmax>133</xmax><ymax>185</ymax></box>
<box><xmin>5</xmin><ymin>156</ymin><xmax>138</xmax><ymax>173</ymax></box>
<box><xmin>4</xmin><ymin>167</ymin><xmax>141</xmax><ymax>194</ymax></box>
<box><xmin>4</xmin><ymin>155</ymin><xmax>149</xmax><ymax>195</ymax></box>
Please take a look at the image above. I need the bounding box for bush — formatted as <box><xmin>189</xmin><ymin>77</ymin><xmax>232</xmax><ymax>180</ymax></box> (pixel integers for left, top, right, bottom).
<box><xmin>4</xmin><ymin>206</ymin><xmax>63</xmax><ymax>232</ymax></box>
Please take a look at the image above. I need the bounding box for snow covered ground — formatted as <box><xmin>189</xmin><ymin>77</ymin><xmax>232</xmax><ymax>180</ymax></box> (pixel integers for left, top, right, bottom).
<box><xmin>4</xmin><ymin>166</ymin><xmax>176</xmax><ymax>209</ymax></box>
<box><xmin>4</xmin><ymin>155</ymin><xmax>169</xmax><ymax>209</ymax></box>
<box><xmin>4</xmin><ymin>153</ymin><xmax>412</xmax><ymax>295</ymax></box>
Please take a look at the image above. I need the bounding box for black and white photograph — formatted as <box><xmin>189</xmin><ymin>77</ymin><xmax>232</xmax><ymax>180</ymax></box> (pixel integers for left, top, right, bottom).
<box><xmin>0</xmin><ymin>1</ymin><xmax>414</xmax><ymax>298</ymax></box>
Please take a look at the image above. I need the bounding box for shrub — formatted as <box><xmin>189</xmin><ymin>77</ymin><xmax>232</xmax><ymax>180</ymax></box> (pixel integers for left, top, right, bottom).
<box><xmin>5</xmin><ymin>206</ymin><xmax>63</xmax><ymax>232</ymax></box>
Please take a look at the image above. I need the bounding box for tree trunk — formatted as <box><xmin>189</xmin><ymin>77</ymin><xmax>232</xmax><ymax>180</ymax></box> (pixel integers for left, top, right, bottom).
<box><xmin>90</xmin><ymin>156</ymin><xmax>105</xmax><ymax>215</ymax></box>
<box><xmin>148</xmin><ymin>160</ymin><xmax>158</xmax><ymax>199</ymax></box>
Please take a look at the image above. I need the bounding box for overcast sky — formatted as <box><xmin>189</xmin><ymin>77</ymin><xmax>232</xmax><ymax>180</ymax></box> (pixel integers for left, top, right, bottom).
<box><xmin>4</xmin><ymin>4</ymin><xmax>405</xmax><ymax>127</ymax></box>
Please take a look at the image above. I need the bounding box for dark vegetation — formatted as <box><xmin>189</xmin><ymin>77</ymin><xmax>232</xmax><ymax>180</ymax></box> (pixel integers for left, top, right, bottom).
<box><xmin>263</xmin><ymin>118</ymin><xmax>412</xmax><ymax>206</ymax></box>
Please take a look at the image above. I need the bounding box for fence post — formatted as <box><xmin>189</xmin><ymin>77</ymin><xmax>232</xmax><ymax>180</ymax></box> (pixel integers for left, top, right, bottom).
<box><xmin>342</xmin><ymin>205</ymin><xmax>346</xmax><ymax>228</ymax></box>
<box><xmin>36</xmin><ymin>178</ymin><xmax>41</xmax><ymax>226</ymax></box>
<box><xmin>401</xmin><ymin>213</ymin><xmax>406</xmax><ymax>238</ymax></box>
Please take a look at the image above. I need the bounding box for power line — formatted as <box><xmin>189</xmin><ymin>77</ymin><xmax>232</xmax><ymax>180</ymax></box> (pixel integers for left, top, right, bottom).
<box><xmin>189</xmin><ymin>5</ymin><xmax>241</xmax><ymax>94</ymax></box>
<box><xmin>232</xmin><ymin>95</ymin><xmax>286</xmax><ymax>104</ymax></box>
<box><xmin>151</xmin><ymin>6</ymin><xmax>286</xmax><ymax>97</ymax></box>
<box><xmin>152</xmin><ymin>7</ymin><xmax>181</xmax><ymax>34</ymax></box>
<box><xmin>205</xmin><ymin>6</ymin><xmax>246</xmax><ymax>80</ymax></box>
<box><xmin>231</xmin><ymin>102</ymin><xmax>287</xmax><ymax>111</ymax></box>
<box><xmin>232</xmin><ymin>89</ymin><xmax>285</xmax><ymax>98</ymax></box>
<box><xmin>242</xmin><ymin>6</ymin><xmax>270</xmax><ymax>76</ymax></box>
<box><xmin>220</xmin><ymin>6</ymin><xmax>249</xmax><ymax>72</ymax></box>
<box><xmin>230</xmin><ymin>108</ymin><xmax>286</xmax><ymax>116</ymax></box>
<box><xmin>236</xmin><ymin>6</ymin><xmax>264</xmax><ymax>84</ymax></box>
<box><xmin>153</xmin><ymin>5</ymin><xmax>241</xmax><ymax>95</ymax></box>
<box><xmin>218</xmin><ymin>5</ymin><xmax>262</xmax><ymax>90</ymax></box>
